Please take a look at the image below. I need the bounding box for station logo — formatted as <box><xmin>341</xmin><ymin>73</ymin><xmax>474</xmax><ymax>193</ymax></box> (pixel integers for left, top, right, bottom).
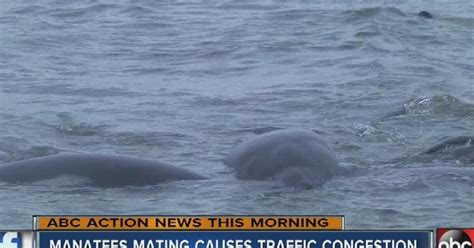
<box><xmin>0</xmin><ymin>232</ymin><xmax>21</xmax><ymax>248</ymax></box>
<box><xmin>437</xmin><ymin>229</ymin><xmax>474</xmax><ymax>248</ymax></box>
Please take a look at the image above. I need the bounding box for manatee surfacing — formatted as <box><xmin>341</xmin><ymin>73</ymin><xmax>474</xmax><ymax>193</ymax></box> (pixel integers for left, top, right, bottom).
<box><xmin>225</xmin><ymin>129</ymin><xmax>344</xmax><ymax>188</ymax></box>
<box><xmin>452</xmin><ymin>146</ymin><xmax>474</xmax><ymax>163</ymax></box>
<box><xmin>418</xmin><ymin>11</ymin><xmax>433</xmax><ymax>19</ymax></box>
<box><xmin>424</xmin><ymin>136</ymin><xmax>474</xmax><ymax>163</ymax></box>
<box><xmin>0</xmin><ymin>154</ymin><xmax>205</xmax><ymax>187</ymax></box>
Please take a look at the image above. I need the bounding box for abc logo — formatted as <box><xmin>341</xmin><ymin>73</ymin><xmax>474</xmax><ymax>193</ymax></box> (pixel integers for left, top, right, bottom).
<box><xmin>438</xmin><ymin>230</ymin><xmax>472</xmax><ymax>248</ymax></box>
<box><xmin>0</xmin><ymin>232</ymin><xmax>21</xmax><ymax>248</ymax></box>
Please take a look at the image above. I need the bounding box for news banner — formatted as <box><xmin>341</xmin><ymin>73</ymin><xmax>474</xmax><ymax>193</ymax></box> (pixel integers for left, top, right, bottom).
<box><xmin>1</xmin><ymin>216</ymin><xmax>472</xmax><ymax>248</ymax></box>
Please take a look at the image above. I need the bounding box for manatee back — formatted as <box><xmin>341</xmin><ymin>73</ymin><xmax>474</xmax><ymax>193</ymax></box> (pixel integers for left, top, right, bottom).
<box><xmin>224</xmin><ymin>129</ymin><xmax>341</xmax><ymax>185</ymax></box>
<box><xmin>0</xmin><ymin>154</ymin><xmax>205</xmax><ymax>186</ymax></box>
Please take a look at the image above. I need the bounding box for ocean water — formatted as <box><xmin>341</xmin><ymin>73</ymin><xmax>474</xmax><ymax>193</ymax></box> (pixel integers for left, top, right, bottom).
<box><xmin>0</xmin><ymin>0</ymin><xmax>473</xmax><ymax>229</ymax></box>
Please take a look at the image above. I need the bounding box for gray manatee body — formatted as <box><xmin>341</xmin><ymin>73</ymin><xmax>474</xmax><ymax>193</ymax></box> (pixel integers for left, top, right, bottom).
<box><xmin>424</xmin><ymin>136</ymin><xmax>474</xmax><ymax>163</ymax></box>
<box><xmin>224</xmin><ymin>129</ymin><xmax>345</xmax><ymax>188</ymax></box>
<box><xmin>0</xmin><ymin>154</ymin><xmax>205</xmax><ymax>187</ymax></box>
<box><xmin>418</xmin><ymin>11</ymin><xmax>433</xmax><ymax>19</ymax></box>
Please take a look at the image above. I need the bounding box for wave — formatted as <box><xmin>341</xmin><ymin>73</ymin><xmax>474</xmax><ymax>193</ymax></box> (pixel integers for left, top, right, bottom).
<box><xmin>443</xmin><ymin>16</ymin><xmax>474</xmax><ymax>28</ymax></box>
<box><xmin>214</xmin><ymin>2</ymin><xmax>281</xmax><ymax>11</ymax></box>
<box><xmin>52</xmin><ymin>112</ymin><xmax>106</xmax><ymax>137</ymax></box>
<box><xmin>9</xmin><ymin>5</ymin><xmax>45</xmax><ymax>15</ymax></box>
<box><xmin>353</xmin><ymin>123</ymin><xmax>403</xmax><ymax>143</ymax></box>
<box><xmin>0</xmin><ymin>144</ymin><xmax>62</xmax><ymax>163</ymax></box>
<box><xmin>55</xmin><ymin>122</ymin><xmax>104</xmax><ymax>137</ymax></box>
<box><xmin>43</xmin><ymin>3</ymin><xmax>122</xmax><ymax>20</ymax></box>
<box><xmin>27</xmin><ymin>84</ymin><xmax>145</xmax><ymax>98</ymax></box>
<box><xmin>118</xmin><ymin>5</ymin><xmax>155</xmax><ymax>17</ymax></box>
<box><xmin>191</xmin><ymin>96</ymin><xmax>241</xmax><ymax>107</ymax></box>
<box><xmin>51</xmin><ymin>113</ymin><xmax>189</xmax><ymax>147</ymax></box>
<box><xmin>104</xmin><ymin>131</ymin><xmax>188</xmax><ymax>147</ymax></box>
<box><xmin>239</xmin><ymin>126</ymin><xmax>284</xmax><ymax>135</ymax></box>
<box><xmin>385</xmin><ymin>95</ymin><xmax>474</xmax><ymax>118</ymax></box>
<box><xmin>344</xmin><ymin>6</ymin><xmax>407</xmax><ymax>22</ymax></box>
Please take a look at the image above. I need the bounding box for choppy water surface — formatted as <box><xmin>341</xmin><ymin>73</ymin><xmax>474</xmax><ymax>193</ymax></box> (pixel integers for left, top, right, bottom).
<box><xmin>1</xmin><ymin>0</ymin><xmax>473</xmax><ymax>228</ymax></box>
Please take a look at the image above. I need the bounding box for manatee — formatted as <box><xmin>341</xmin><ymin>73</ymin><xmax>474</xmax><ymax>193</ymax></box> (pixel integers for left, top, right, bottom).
<box><xmin>424</xmin><ymin>136</ymin><xmax>474</xmax><ymax>163</ymax></box>
<box><xmin>224</xmin><ymin>129</ymin><xmax>346</xmax><ymax>188</ymax></box>
<box><xmin>418</xmin><ymin>11</ymin><xmax>433</xmax><ymax>19</ymax></box>
<box><xmin>0</xmin><ymin>154</ymin><xmax>205</xmax><ymax>187</ymax></box>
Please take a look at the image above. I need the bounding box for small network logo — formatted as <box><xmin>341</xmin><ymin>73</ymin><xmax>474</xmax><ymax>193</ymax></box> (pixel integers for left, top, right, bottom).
<box><xmin>0</xmin><ymin>232</ymin><xmax>21</xmax><ymax>248</ymax></box>
<box><xmin>437</xmin><ymin>229</ymin><xmax>474</xmax><ymax>248</ymax></box>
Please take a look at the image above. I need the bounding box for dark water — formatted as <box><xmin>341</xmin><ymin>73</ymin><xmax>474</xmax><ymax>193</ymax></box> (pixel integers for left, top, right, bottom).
<box><xmin>0</xmin><ymin>0</ymin><xmax>473</xmax><ymax>228</ymax></box>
